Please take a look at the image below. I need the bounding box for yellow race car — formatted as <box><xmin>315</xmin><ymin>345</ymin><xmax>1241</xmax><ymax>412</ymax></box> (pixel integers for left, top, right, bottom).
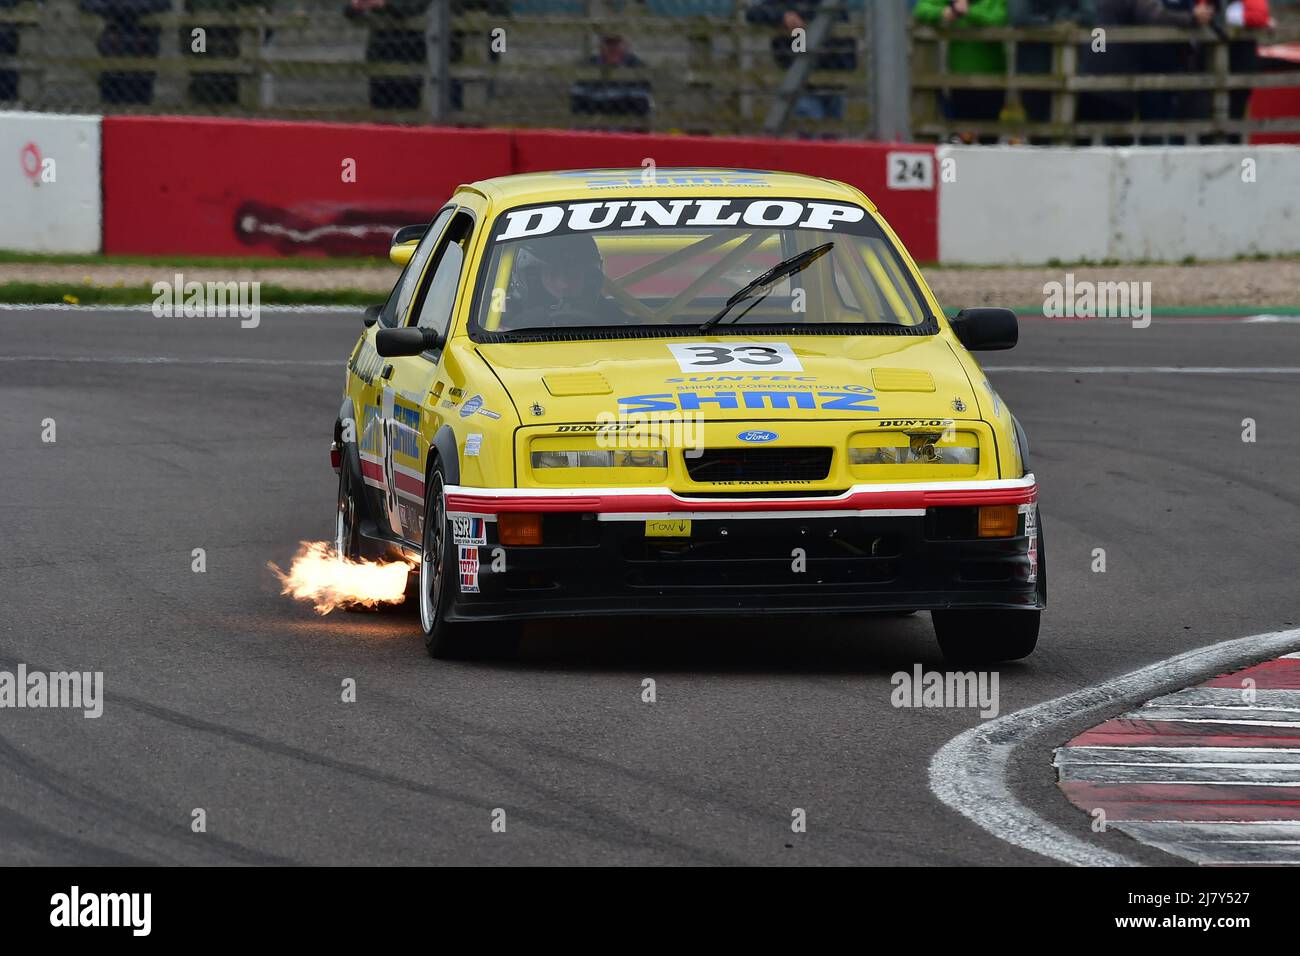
<box><xmin>331</xmin><ymin>168</ymin><xmax>1043</xmax><ymax>661</ymax></box>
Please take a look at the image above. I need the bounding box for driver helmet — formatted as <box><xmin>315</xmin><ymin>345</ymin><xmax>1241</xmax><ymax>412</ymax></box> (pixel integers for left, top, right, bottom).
<box><xmin>509</xmin><ymin>233</ymin><xmax>606</xmax><ymax>311</ymax></box>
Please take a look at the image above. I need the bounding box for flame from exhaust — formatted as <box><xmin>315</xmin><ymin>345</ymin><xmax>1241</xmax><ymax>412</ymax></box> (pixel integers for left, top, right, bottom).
<box><xmin>269</xmin><ymin>541</ymin><xmax>414</xmax><ymax>615</ymax></box>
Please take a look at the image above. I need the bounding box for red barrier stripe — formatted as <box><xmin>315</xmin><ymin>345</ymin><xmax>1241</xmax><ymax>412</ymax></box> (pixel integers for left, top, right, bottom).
<box><xmin>102</xmin><ymin>118</ymin><xmax>939</xmax><ymax>262</ymax></box>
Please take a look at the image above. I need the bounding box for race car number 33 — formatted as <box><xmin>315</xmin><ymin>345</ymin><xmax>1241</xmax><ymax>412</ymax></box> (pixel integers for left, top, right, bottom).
<box><xmin>668</xmin><ymin>342</ymin><xmax>802</xmax><ymax>372</ymax></box>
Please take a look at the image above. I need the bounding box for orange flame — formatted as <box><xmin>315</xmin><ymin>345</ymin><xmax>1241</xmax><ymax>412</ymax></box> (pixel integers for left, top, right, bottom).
<box><xmin>269</xmin><ymin>541</ymin><xmax>414</xmax><ymax>614</ymax></box>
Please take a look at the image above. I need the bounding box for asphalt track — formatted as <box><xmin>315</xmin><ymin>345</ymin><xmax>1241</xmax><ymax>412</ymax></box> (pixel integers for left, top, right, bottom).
<box><xmin>1</xmin><ymin>307</ymin><xmax>1297</xmax><ymax>865</ymax></box>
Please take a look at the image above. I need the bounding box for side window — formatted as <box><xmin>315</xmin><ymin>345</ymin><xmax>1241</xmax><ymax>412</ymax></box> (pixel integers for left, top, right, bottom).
<box><xmin>410</xmin><ymin>212</ymin><xmax>474</xmax><ymax>340</ymax></box>
<box><xmin>379</xmin><ymin>207</ymin><xmax>454</xmax><ymax>328</ymax></box>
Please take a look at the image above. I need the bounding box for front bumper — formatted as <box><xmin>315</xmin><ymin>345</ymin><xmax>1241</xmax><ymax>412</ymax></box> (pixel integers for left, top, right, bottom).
<box><xmin>442</xmin><ymin>477</ymin><xmax>1041</xmax><ymax>621</ymax></box>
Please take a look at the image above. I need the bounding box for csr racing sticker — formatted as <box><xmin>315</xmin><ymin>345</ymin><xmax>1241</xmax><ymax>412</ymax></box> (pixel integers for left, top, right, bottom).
<box><xmin>464</xmin><ymin>433</ymin><xmax>483</xmax><ymax>457</ymax></box>
<box><xmin>667</xmin><ymin>342</ymin><xmax>802</xmax><ymax>372</ymax></box>
<box><xmin>451</xmin><ymin>515</ymin><xmax>486</xmax><ymax>546</ymax></box>
<box><xmin>495</xmin><ymin>198</ymin><xmax>866</xmax><ymax>242</ymax></box>
<box><xmin>458</xmin><ymin>545</ymin><xmax>480</xmax><ymax>593</ymax></box>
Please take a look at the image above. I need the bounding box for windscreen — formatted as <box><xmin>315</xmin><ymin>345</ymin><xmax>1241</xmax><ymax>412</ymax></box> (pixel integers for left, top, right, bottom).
<box><xmin>471</xmin><ymin>197</ymin><xmax>934</xmax><ymax>337</ymax></box>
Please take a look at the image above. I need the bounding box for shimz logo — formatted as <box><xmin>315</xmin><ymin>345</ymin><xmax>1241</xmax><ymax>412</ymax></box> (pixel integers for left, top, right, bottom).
<box><xmin>50</xmin><ymin>887</ymin><xmax>151</xmax><ymax>936</ymax></box>
<box><xmin>496</xmin><ymin>199</ymin><xmax>866</xmax><ymax>241</ymax></box>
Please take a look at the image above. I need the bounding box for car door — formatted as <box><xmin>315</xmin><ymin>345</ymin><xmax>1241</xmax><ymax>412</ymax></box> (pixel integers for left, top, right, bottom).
<box><xmin>381</xmin><ymin>206</ymin><xmax>479</xmax><ymax>543</ymax></box>
<box><xmin>351</xmin><ymin>207</ymin><xmax>454</xmax><ymax>537</ymax></box>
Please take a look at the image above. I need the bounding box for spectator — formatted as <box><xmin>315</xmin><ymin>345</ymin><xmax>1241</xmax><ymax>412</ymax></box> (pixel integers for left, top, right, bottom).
<box><xmin>186</xmin><ymin>0</ymin><xmax>265</xmax><ymax>107</ymax></box>
<box><xmin>345</xmin><ymin>0</ymin><xmax>432</xmax><ymax>111</ymax></box>
<box><xmin>589</xmin><ymin>33</ymin><xmax>643</xmax><ymax>69</ymax></box>
<box><xmin>914</xmin><ymin>0</ymin><xmax>1010</xmax><ymax>139</ymax></box>
<box><xmin>745</xmin><ymin>1</ymin><xmax>856</xmax><ymax>123</ymax></box>
<box><xmin>1008</xmin><ymin>1</ymin><xmax>1096</xmax><ymax>128</ymax></box>
<box><xmin>1222</xmin><ymin>0</ymin><xmax>1274</xmax><ymax>133</ymax></box>
<box><xmin>0</xmin><ymin>0</ymin><xmax>22</xmax><ymax>101</ymax></box>
<box><xmin>570</xmin><ymin>33</ymin><xmax>652</xmax><ymax>124</ymax></box>
<box><xmin>1078</xmin><ymin>0</ymin><xmax>1211</xmax><ymax>139</ymax></box>
<box><xmin>80</xmin><ymin>0</ymin><xmax>172</xmax><ymax>105</ymax></box>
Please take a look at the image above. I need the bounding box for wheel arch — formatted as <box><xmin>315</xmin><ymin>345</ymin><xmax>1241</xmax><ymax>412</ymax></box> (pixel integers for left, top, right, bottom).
<box><xmin>427</xmin><ymin>424</ymin><xmax>460</xmax><ymax>485</ymax></box>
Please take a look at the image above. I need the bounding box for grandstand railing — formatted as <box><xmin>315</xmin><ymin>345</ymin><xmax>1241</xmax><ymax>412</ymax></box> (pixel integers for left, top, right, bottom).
<box><xmin>912</xmin><ymin>23</ymin><xmax>1300</xmax><ymax>144</ymax></box>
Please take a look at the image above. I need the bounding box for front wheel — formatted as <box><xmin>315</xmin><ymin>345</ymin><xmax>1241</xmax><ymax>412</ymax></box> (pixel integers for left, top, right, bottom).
<box><xmin>419</xmin><ymin>463</ymin><xmax>518</xmax><ymax>660</ymax></box>
<box><xmin>932</xmin><ymin>506</ymin><xmax>1045</xmax><ymax>663</ymax></box>
<box><xmin>932</xmin><ymin>608</ymin><xmax>1040</xmax><ymax>663</ymax></box>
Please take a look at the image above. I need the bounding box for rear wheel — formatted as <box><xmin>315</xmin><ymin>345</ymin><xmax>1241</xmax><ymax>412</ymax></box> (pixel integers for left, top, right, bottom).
<box><xmin>334</xmin><ymin>459</ymin><xmax>374</xmax><ymax>613</ymax></box>
<box><xmin>335</xmin><ymin>461</ymin><xmax>360</xmax><ymax>562</ymax></box>
<box><xmin>419</xmin><ymin>462</ymin><xmax>518</xmax><ymax>660</ymax></box>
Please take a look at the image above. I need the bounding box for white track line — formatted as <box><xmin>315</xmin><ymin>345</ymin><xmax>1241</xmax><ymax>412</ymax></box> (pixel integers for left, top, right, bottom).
<box><xmin>928</xmin><ymin>627</ymin><xmax>1300</xmax><ymax>867</ymax></box>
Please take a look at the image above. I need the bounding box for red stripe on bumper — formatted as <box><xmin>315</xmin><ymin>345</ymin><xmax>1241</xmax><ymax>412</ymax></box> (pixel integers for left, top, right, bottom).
<box><xmin>444</xmin><ymin>483</ymin><xmax>1037</xmax><ymax>516</ymax></box>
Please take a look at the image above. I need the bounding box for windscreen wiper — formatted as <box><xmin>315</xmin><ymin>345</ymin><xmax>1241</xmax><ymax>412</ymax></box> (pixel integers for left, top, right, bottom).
<box><xmin>698</xmin><ymin>242</ymin><xmax>834</xmax><ymax>332</ymax></box>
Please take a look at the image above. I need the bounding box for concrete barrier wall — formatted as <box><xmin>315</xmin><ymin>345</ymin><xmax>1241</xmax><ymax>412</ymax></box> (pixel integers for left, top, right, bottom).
<box><xmin>938</xmin><ymin>144</ymin><xmax>1300</xmax><ymax>265</ymax></box>
<box><xmin>7</xmin><ymin>109</ymin><xmax>1297</xmax><ymax>266</ymax></box>
<box><xmin>0</xmin><ymin>111</ymin><xmax>101</xmax><ymax>253</ymax></box>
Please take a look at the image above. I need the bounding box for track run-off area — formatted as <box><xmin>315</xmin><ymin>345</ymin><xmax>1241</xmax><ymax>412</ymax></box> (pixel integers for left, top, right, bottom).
<box><xmin>1</xmin><ymin>307</ymin><xmax>1297</xmax><ymax>865</ymax></box>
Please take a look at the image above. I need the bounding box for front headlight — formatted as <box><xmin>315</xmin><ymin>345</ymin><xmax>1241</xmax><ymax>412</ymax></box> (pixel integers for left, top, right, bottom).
<box><xmin>849</xmin><ymin>445</ymin><xmax>978</xmax><ymax>466</ymax></box>
<box><xmin>531</xmin><ymin>449</ymin><xmax>668</xmax><ymax>468</ymax></box>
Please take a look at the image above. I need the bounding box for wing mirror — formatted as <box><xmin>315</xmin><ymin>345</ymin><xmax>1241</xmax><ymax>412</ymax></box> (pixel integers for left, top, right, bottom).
<box><xmin>375</xmin><ymin>327</ymin><xmax>442</xmax><ymax>357</ymax></box>
<box><xmin>362</xmin><ymin>304</ymin><xmax>382</xmax><ymax>327</ymax></box>
<box><xmin>949</xmin><ymin>308</ymin><xmax>1018</xmax><ymax>351</ymax></box>
<box><xmin>389</xmin><ymin>223</ymin><xmax>427</xmax><ymax>267</ymax></box>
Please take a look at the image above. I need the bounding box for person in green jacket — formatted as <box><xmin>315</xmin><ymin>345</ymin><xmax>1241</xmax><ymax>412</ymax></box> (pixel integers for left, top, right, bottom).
<box><xmin>913</xmin><ymin>0</ymin><xmax>1009</xmax><ymax>132</ymax></box>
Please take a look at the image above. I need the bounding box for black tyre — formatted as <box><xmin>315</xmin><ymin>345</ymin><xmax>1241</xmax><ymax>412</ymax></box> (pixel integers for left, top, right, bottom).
<box><xmin>419</xmin><ymin>462</ymin><xmax>518</xmax><ymax>660</ymax></box>
<box><xmin>335</xmin><ymin>460</ymin><xmax>361</xmax><ymax>562</ymax></box>
<box><xmin>932</xmin><ymin>507</ymin><xmax>1046</xmax><ymax>663</ymax></box>
<box><xmin>932</xmin><ymin>607</ymin><xmax>1040</xmax><ymax>663</ymax></box>
<box><xmin>335</xmin><ymin>458</ymin><xmax>380</xmax><ymax>613</ymax></box>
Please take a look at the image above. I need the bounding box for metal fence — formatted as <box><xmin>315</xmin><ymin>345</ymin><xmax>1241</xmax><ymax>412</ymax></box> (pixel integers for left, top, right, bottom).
<box><xmin>5</xmin><ymin>0</ymin><xmax>1299</xmax><ymax>144</ymax></box>
<box><xmin>0</xmin><ymin>0</ymin><xmax>873</xmax><ymax>136</ymax></box>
